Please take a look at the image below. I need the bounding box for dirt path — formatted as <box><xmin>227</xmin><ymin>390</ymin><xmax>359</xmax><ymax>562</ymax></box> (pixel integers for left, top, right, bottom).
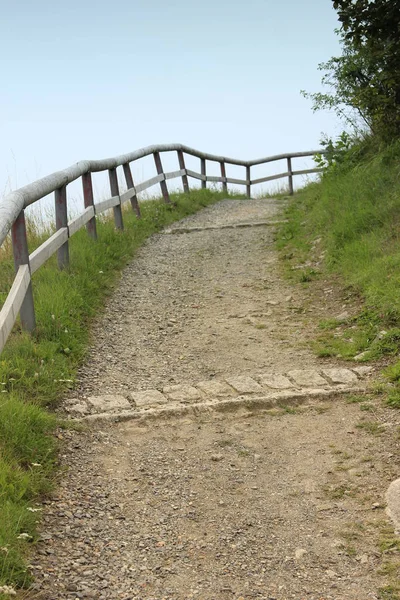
<box><xmin>30</xmin><ymin>199</ymin><xmax>400</xmax><ymax>599</ymax></box>
<box><xmin>76</xmin><ymin>199</ymin><xmax>325</xmax><ymax>396</ymax></box>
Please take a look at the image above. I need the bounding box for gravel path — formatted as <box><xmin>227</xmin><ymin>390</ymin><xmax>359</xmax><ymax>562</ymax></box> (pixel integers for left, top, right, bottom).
<box><xmin>28</xmin><ymin>199</ymin><xmax>400</xmax><ymax>599</ymax></box>
<box><xmin>77</xmin><ymin>199</ymin><xmax>324</xmax><ymax>396</ymax></box>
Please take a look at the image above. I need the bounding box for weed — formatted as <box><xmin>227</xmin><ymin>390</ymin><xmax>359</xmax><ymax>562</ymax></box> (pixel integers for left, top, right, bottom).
<box><xmin>356</xmin><ymin>421</ymin><xmax>385</xmax><ymax>435</ymax></box>
<box><xmin>216</xmin><ymin>439</ymin><xmax>233</xmax><ymax>448</ymax></box>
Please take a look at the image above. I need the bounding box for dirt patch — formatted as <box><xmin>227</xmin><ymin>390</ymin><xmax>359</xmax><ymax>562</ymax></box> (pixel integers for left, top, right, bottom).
<box><xmin>31</xmin><ymin>398</ymin><xmax>399</xmax><ymax>599</ymax></box>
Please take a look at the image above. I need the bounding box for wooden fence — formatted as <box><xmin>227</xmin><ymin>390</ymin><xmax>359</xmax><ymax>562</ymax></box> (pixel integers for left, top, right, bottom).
<box><xmin>0</xmin><ymin>143</ymin><xmax>323</xmax><ymax>354</ymax></box>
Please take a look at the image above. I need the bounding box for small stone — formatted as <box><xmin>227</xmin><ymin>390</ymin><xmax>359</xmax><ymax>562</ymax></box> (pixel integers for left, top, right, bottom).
<box><xmin>354</xmin><ymin>351</ymin><xmax>369</xmax><ymax>362</ymax></box>
<box><xmin>87</xmin><ymin>395</ymin><xmax>131</xmax><ymax>412</ymax></box>
<box><xmin>351</xmin><ymin>366</ymin><xmax>373</xmax><ymax>377</ymax></box>
<box><xmin>336</xmin><ymin>311</ymin><xmax>349</xmax><ymax>321</ymax></box>
<box><xmin>224</xmin><ymin>376</ymin><xmax>262</xmax><ymax>394</ymax></box>
<box><xmin>322</xmin><ymin>368</ymin><xmax>358</xmax><ymax>385</ymax></box>
<box><xmin>163</xmin><ymin>384</ymin><xmax>202</xmax><ymax>403</ymax></box>
<box><xmin>65</xmin><ymin>402</ymin><xmax>89</xmax><ymax>415</ymax></box>
<box><xmin>211</xmin><ymin>454</ymin><xmax>224</xmax><ymax>462</ymax></box>
<box><xmin>325</xmin><ymin>569</ymin><xmax>337</xmax><ymax>578</ymax></box>
<box><xmin>295</xmin><ymin>548</ymin><xmax>307</xmax><ymax>560</ymax></box>
<box><xmin>287</xmin><ymin>370</ymin><xmax>327</xmax><ymax>387</ymax></box>
<box><xmin>258</xmin><ymin>373</ymin><xmax>295</xmax><ymax>390</ymax></box>
<box><xmin>196</xmin><ymin>380</ymin><xmax>234</xmax><ymax>397</ymax></box>
<box><xmin>129</xmin><ymin>390</ymin><xmax>167</xmax><ymax>407</ymax></box>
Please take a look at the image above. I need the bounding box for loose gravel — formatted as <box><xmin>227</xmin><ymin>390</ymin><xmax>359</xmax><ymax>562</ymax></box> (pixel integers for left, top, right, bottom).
<box><xmin>28</xmin><ymin>199</ymin><xmax>400</xmax><ymax>599</ymax></box>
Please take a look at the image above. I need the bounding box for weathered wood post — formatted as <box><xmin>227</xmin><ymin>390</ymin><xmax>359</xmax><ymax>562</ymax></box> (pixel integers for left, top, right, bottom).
<box><xmin>201</xmin><ymin>158</ymin><xmax>206</xmax><ymax>190</ymax></box>
<box><xmin>55</xmin><ymin>184</ymin><xmax>70</xmax><ymax>269</ymax></box>
<box><xmin>11</xmin><ymin>211</ymin><xmax>36</xmax><ymax>331</ymax></box>
<box><xmin>177</xmin><ymin>150</ymin><xmax>189</xmax><ymax>194</ymax></box>
<box><xmin>287</xmin><ymin>157</ymin><xmax>294</xmax><ymax>196</ymax></box>
<box><xmin>246</xmin><ymin>166</ymin><xmax>251</xmax><ymax>198</ymax></box>
<box><xmin>82</xmin><ymin>172</ymin><xmax>98</xmax><ymax>240</ymax></box>
<box><xmin>108</xmin><ymin>168</ymin><xmax>124</xmax><ymax>230</ymax></box>
<box><xmin>220</xmin><ymin>162</ymin><xmax>228</xmax><ymax>194</ymax></box>
<box><xmin>123</xmin><ymin>162</ymin><xmax>141</xmax><ymax>218</ymax></box>
<box><xmin>153</xmin><ymin>151</ymin><xmax>171</xmax><ymax>204</ymax></box>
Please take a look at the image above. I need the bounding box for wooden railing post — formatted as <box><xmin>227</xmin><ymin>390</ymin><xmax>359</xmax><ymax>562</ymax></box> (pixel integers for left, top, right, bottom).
<box><xmin>55</xmin><ymin>184</ymin><xmax>70</xmax><ymax>269</ymax></box>
<box><xmin>287</xmin><ymin>157</ymin><xmax>294</xmax><ymax>195</ymax></box>
<box><xmin>122</xmin><ymin>163</ymin><xmax>141</xmax><ymax>218</ymax></box>
<box><xmin>108</xmin><ymin>168</ymin><xmax>124</xmax><ymax>230</ymax></box>
<box><xmin>201</xmin><ymin>158</ymin><xmax>206</xmax><ymax>190</ymax></box>
<box><xmin>82</xmin><ymin>172</ymin><xmax>97</xmax><ymax>240</ymax></box>
<box><xmin>11</xmin><ymin>210</ymin><xmax>36</xmax><ymax>332</ymax></box>
<box><xmin>177</xmin><ymin>150</ymin><xmax>189</xmax><ymax>194</ymax></box>
<box><xmin>246</xmin><ymin>166</ymin><xmax>251</xmax><ymax>198</ymax></box>
<box><xmin>153</xmin><ymin>151</ymin><xmax>170</xmax><ymax>203</ymax></box>
<box><xmin>220</xmin><ymin>161</ymin><xmax>228</xmax><ymax>194</ymax></box>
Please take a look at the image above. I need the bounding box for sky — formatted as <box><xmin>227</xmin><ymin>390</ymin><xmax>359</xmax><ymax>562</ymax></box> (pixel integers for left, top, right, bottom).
<box><xmin>0</xmin><ymin>0</ymin><xmax>342</xmax><ymax>204</ymax></box>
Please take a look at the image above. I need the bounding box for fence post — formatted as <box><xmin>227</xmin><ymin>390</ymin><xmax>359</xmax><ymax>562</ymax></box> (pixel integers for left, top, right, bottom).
<box><xmin>201</xmin><ymin>158</ymin><xmax>206</xmax><ymax>189</ymax></box>
<box><xmin>153</xmin><ymin>151</ymin><xmax>171</xmax><ymax>203</ymax></box>
<box><xmin>220</xmin><ymin>161</ymin><xmax>228</xmax><ymax>194</ymax></box>
<box><xmin>11</xmin><ymin>210</ymin><xmax>36</xmax><ymax>332</ymax></box>
<box><xmin>82</xmin><ymin>172</ymin><xmax>97</xmax><ymax>240</ymax></box>
<box><xmin>108</xmin><ymin>168</ymin><xmax>124</xmax><ymax>230</ymax></box>
<box><xmin>246</xmin><ymin>166</ymin><xmax>251</xmax><ymax>198</ymax></box>
<box><xmin>123</xmin><ymin>162</ymin><xmax>141</xmax><ymax>218</ymax></box>
<box><xmin>55</xmin><ymin>184</ymin><xmax>70</xmax><ymax>269</ymax></box>
<box><xmin>177</xmin><ymin>150</ymin><xmax>189</xmax><ymax>194</ymax></box>
<box><xmin>287</xmin><ymin>157</ymin><xmax>294</xmax><ymax>195</ymax></box>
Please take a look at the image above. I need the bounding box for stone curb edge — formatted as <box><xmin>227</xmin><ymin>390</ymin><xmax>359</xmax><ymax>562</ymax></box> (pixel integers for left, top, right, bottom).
<box><xmin>74</xmin><ymin>385</ymin><xmax>368</xmax><ymax>425</ymax></box>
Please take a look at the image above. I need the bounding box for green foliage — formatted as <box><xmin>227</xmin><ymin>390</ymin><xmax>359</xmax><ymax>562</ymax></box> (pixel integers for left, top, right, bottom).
<box><xmin>303</xmin><ymin>0</ymin><xmax>400</xmax><ymax>142</ymax></box>
<box><xmin>0</xmin><ymin>188</ymin><xmax>237</xmax><ymax>591</ymax></box>
<box><xmin>277</xmin><ymin>140</ymin><xmax>400</xmax><ymax>364</ymax></box>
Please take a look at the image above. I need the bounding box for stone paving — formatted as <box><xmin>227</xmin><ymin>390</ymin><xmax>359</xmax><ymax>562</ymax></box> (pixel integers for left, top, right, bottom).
<box><xmin>64</xmin><ymin>366</ymin><xmax>373</xmax><ymax>423</ymax></box>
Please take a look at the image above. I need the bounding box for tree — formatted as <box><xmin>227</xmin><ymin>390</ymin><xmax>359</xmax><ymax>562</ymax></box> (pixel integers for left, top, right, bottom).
<box><xmin>303</xmin><ymin>0</ymin><xmax>400</xmax><ymax>141</ymax></box>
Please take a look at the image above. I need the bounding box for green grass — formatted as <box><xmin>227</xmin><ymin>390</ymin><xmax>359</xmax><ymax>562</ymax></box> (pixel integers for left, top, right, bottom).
<box><xmin>277</xmin><ymin>141</ymin><xmax>400</xmax><ymax>366</ymax></box>
<box><xmin>0</xmin><ymin>188</ymin><xmax>241</xmax><ymax>594</ymax></box>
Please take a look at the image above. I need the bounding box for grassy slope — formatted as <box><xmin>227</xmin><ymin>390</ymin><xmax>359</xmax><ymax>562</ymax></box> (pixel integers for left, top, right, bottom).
<box><xmin>276</xmin><ymin>140</ymin><xmax>400</xmax><ymax>393</ymax></box>
<box><xmin>0</xmin><ymin>189</ymin><xmax>240</xmax><ymax>594</ymax></box>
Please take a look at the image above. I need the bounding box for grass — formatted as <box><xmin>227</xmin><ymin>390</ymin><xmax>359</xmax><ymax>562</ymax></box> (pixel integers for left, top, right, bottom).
<box><xmin>0</xmin><ymin>187</ymin><xmax>242</xmax><ymax>594</ymax></box>
<box><xmin>276</xmin><ymin>140</ymin><xmax>400</xmax><ymax>406</ymax></box>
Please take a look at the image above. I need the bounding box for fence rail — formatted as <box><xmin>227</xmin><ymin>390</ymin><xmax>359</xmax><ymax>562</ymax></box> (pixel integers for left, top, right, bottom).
<box><xmin>0</xmin><ymin>143</ymin><xmax>323</xmax><ymax>354</ymax></box>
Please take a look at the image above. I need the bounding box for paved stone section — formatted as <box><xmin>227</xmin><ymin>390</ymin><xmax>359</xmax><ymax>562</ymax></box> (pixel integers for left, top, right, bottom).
<box><xmin>322</xmin><ymin>367</ymin><xmax>359</xmax><ymax>385</ymax></box>
<box><xmin>86</xmin><ymin>395</ymin><xmax>131</xmax><ymax>412</ymax></box>
<box><xmin>163</xmin><ymin>384</ymin><xmax>203</xmax><ymax>403</ymax></box>
<box><xmin>128</xmin><ymin>390</ymin><xmax>167</xmax><ymax>407</ymax></box>
<box><xmin>386</xmin><ymin>478</ymin><xmax>400</xmax><ymax>533</ymax></box>
<box><xmin>196</xmin><ymin>380</ymin><xmax>234</xmax><ymax>397</ymax></box>
<box><xmin>256</xmin><ymin>373</ymin><xmax>295</xmax><ymax>389</ymax></box>
<box><xmin>224</xmin><ymin>375</ymin><xmax>263</xmax><ymax>394</ymax></box>
<box><xmin>163</xmin><ymin>220</ymin><xmax>288</xmax><ymax>234</ymax></box>
<box><xmin>288</xmin><ymin>369</ymin><xmax>328</xmax><ymax>387</ymax></box>
<box><xmin>64</xmin><ymin>366</ymin><xmax>373</xmax><ymax>420</ymax></box>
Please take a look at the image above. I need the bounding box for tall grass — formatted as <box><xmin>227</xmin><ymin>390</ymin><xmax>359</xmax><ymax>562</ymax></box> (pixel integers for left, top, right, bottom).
<box><xmin>0</xmin><ymin>188</ymin><xmax>241</xmax><ymax>594</ymax></box>
<box><xmin>276</xmin><ymin>140</ymin><xmax>400</xmax><ymax>364</ymax></box>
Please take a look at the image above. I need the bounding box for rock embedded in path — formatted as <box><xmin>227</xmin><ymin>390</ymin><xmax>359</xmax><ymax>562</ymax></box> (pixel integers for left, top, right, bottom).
<box><xmin>196</xmin><ymin>380</ymin><xmax>235</xmax><ymax>397</ymax></box>
<box><xmin>163</xmin><ymin>384</ymin><xmax>202</xmax><ymax>403</ymax></box>
<box><xmin>321</xmin><ymin>368</ymin><xmax>358</xmax><ymax>385</ymax></box>
<box><xmin>129</xmin><ymin>389</ymin><xmax>167</xmax><ymax>407</ymax></box>
<box><xmin>86</xmin><ymin>395</ymin><xmax>131</xmax><ymax>413</ymax></box>
<box><xmin>224</xmin><ymin>375</ymin><xmax>263</xmax><ymax>394</ymax></box>
<box><xmin>257</xmin><ymin>373</ymin><xmax>295</xmax><ymax>390</ymax></box>
<box><xmin>386</xmin><ymin>478</ymin><xmax>400</xmax><ymax>533</ymax></box>
<box><xmin>287</xmin><ymin>370</ymin><xmax>327</xmax><ymax>388</ymax></box>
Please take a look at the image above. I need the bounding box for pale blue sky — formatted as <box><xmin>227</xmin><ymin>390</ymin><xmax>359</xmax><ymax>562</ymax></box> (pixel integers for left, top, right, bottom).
<box><xmin>1</xmin><ymin>0</ymin><xmax>342</xmax><ymax>199</ymax></box>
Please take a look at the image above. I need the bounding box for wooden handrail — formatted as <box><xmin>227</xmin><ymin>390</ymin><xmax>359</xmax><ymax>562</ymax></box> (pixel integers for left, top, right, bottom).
<box><xmin>0</xmin><ymin>143</ymin><xmax>324</xmax><ymax>354</ymax></box>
